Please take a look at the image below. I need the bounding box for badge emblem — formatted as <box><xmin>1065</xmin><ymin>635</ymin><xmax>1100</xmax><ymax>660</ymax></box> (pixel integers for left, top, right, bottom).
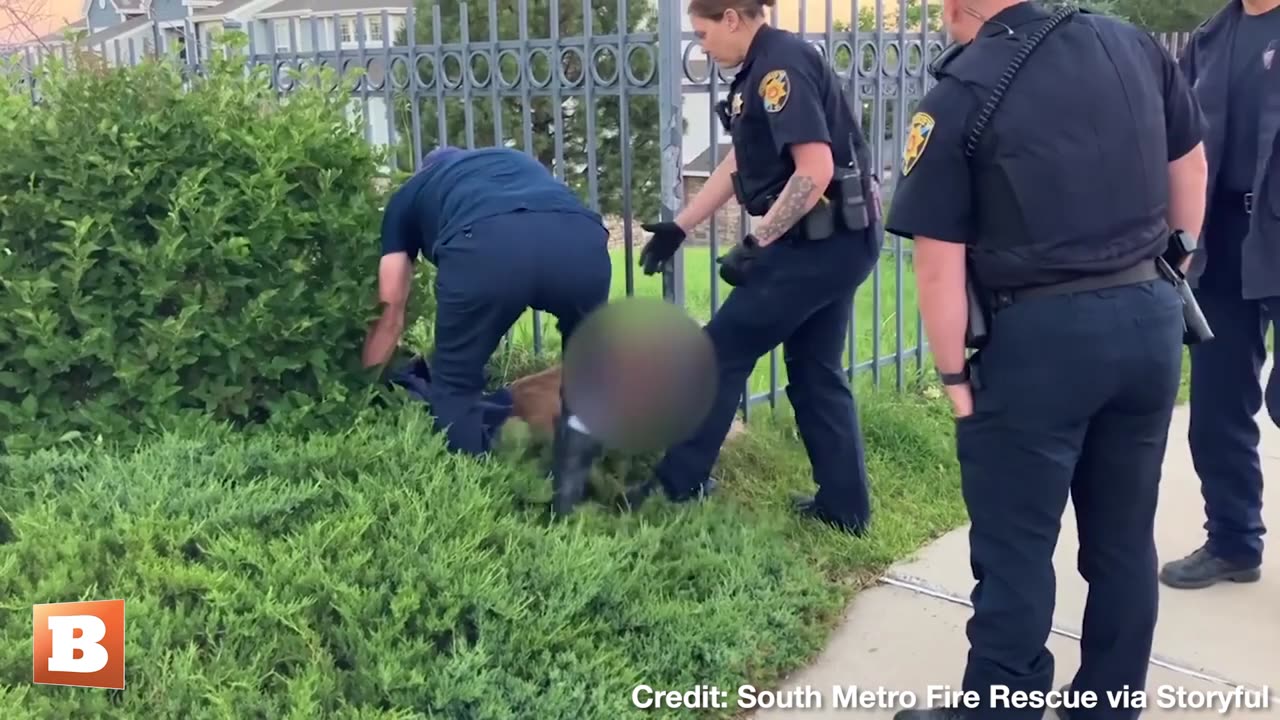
<box><xmin>759</xmin><ymin>70</ymin><xmax>789</xmax><ymax>113</ymax></box>
<box><xmin>1265</xmin><ymin>45</ymin><xmax>1275</xmax><ymax>70</ymax></box>
<box><xmin>902</xmin><ymin>112</ymin><xmax>935</xmax><ymax>177</ymax></box>
<box><xmin>731</xmin><ymin>92</ymin><xmax>743</xmax><ymax>117</ymax></box>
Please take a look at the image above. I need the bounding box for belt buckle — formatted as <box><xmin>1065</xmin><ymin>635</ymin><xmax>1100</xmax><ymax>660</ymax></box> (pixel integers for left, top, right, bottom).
<box><xmin>1245</xmin><ymin>192</ymin><xmax>1254</xmax><ymax>214</ymax></box>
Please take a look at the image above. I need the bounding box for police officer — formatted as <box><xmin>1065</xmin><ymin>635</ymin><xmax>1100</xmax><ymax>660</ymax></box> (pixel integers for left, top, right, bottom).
<box><xmin>1159</xmin><ymin>0</ymin><xmax>1280</xmax><ymax>591</ymax></box>
<box><xmin>883</xmin><ymin>1</ymin><xmax>1207</xmax><ymax>718</ymax></box>
<box><xmin>362</xmin><ymin>146</ymin><xmax>612</xmax><ymax>513</ymax></box>
<box><xmin>633</xmin><ymin>0</ymin><xmax>883</xmax><ymax>534</ymax></box>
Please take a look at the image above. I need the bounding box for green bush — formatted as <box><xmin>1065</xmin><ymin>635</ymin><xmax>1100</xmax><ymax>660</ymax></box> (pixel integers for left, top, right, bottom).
<box><xmin>0</xmin><ymin>38</ymin><xmax>424</xmax><ymax>454</ymax></box>
<box><xmin>0</xmin><ymin>411</ymin><xmax>835</xmax><ymax>719</ymax></box>
<box><xmin>0</xmin><ymin>384</ymin><xmax>966</xmax><ymax>719</ymax></box>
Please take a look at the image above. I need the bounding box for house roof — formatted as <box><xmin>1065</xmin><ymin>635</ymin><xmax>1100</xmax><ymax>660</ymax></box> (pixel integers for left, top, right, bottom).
<box><xmin>258</xmin><ymin>0</ymin><xmax>409</xmax><ymax>14</ymax></box>
<box><xmin>190</xmin><ymin>0</ymin><xmax>273</xmax><ymax>22</ymax></box>
<box><xmin>82</xmin><ymin>14</ymin><xmax>152</xmax><ymax>45</ymax></box>
<box><xmin>36</xmin><ymin>18</ymin><xmax>89</xmax><ymax>44</ymax></box>
<box><xmin>193</xmin><ymin>0</ymin><xmax>406</xmax><ymax>21</ymax></box>
<box><xmin>80</xmin><ymin>0</ymin><xmax>142</xmax><ymax>18</ymax></box>
<box><xmin>683</xmin><ymin>143</ymin><xmax>732</xmax><ymax>175</ymax></box>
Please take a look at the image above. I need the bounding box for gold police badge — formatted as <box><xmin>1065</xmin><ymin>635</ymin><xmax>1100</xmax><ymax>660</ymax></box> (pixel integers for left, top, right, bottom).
<box><xmin>902</xmin><ymin>111</ymin><xmax>935</xmax><ymax>177</ymax></box>
<box><xmin>759</xmin><ymin>70</ymin><xmax>789</xmax><ymax>113</ymax></box>
<box><xmin>731</xmin><ymin>91</ymin><xmax>743</xmax><ymax>117</ymax></box>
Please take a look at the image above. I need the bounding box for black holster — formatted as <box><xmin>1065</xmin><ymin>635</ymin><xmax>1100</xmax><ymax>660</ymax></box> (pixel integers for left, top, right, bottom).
<box><xmin>965</xmin><ymin>271</ymin><xmax>991</xmax><ymax>350</ymax></box>
<box><xmin>1160</xmin><ymin>230</ymin><xmax>1213</xmax><ymax>346</ymax></box>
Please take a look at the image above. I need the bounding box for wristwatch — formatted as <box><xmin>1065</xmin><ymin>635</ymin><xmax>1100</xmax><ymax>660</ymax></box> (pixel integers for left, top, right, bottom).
<box><xmin>936</xmin><ymin>365</ymin><xmax>969</xmax><ymax>386</ymax></box>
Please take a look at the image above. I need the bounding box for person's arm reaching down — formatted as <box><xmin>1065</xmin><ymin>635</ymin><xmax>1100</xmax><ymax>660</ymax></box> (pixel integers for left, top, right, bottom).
<box><xmin>638</xmin><ymin>149</ymin><xmax>739</xmax><ymax>275</ymax></box>
<box><xmin>882</xmin><ymin>80</ymin><xmax>976</xmax><ymax>416</ymax></box>
<box><xmin>363</xmin><ymin>252</ymin><xmax>413</xmax><ymax>369</ymax></box>
<box><xmin>1168</xmin><ymin>144</ymin><xmax>1208</xmax><ymax>271</ymax></box>
<box><xmin>913</xmin><ymin>239</ymin><xmax>969</xmax><ymax>380</ymax></box>
<box><xmin>363</xmin><ymin>182</ymin><xmax>422</xmax><ymax>369</ymax></box>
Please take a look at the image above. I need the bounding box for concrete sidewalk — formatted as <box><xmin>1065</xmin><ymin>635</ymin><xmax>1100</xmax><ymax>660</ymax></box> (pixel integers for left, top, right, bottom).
<box><xmin>752</xmin><ymin>403</ymin><xmax>1278</xmax><ymax>719</ymax></box>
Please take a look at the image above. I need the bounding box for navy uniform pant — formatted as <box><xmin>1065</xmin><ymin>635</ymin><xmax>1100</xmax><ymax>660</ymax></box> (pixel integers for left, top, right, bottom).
<box><xmin>1188</xmin><ymin>198</ymin><xmax>1276</xmax><ymax>569</ymax></box>
<box><xmin>957</xmin><ymin>279</ymin><xmax>1183</xmax><ymax>720</ymax></box>
<box><xmin>654</xmin><ymin>227</ymin><xmax>882</xmax><ymax>526</ymax></box>
<box><xmin>428</xmin><ymin>209</ymin><xmax>611</xmax><ymax>455</ymax></box>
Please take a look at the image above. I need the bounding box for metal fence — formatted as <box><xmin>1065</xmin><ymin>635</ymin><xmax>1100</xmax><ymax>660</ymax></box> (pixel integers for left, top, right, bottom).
<box><xmin>7</xmin><ymin>0</ymin><xmax>1195</xmax><ymax>416</ymax></box>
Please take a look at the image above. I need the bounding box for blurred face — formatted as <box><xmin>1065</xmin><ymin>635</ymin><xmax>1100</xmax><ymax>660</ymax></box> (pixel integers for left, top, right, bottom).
<box><xmin>690</xmin><ymin>10</ymin><xmax>751</xmax><ymax>67</ymax></box>
<box><xmin>941</xmin><ymin>0</ymin><xmax>982</xmax><ymax>44</ymax></box>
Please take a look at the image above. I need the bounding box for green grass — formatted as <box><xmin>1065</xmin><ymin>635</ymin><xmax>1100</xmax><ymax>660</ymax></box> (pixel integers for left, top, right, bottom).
<box><xmin>0</xmin><ymin>376</ymin><xmax>963</xmax><ymax>719</ymax></box>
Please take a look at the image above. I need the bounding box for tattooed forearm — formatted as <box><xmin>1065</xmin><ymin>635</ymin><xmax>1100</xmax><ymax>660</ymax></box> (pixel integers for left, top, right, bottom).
<box><xmin>753</xmin><ymin>174</ymin><xmax>818</xmax><ymax>245</ymax></box>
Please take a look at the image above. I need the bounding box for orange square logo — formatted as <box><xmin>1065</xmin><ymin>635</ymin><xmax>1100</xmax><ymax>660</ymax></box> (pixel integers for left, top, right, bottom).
<box><xmin>32</xmin><ymin>600</ymin><xmax>125</xmax><ymax>689</ymax></box>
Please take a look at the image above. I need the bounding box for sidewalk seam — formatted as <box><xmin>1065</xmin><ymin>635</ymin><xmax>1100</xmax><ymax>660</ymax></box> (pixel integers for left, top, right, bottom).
<box><xmin>879</xmin><ymin>572</ymin><xmax>1276</xmax><ymax>700</ymax></box>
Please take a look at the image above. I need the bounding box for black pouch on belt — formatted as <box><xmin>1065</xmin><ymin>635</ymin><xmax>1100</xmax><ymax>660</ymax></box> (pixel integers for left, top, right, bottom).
<box><xmin>832</xmin><ymin>167</ymin><xmax>870</xmax><ymax>232</ymax></box>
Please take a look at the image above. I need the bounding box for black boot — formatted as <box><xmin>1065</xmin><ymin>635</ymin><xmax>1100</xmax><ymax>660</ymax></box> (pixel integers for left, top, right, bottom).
<box><xmin>624</xmin><ymin>474</ymin><xmax>717</xmax><ymax>510</ymax></box>
<box><xmin>550</xmin><ymin>412</ymin><xmax>601</xmax><ymax>516</ymax></box>
<box><xmin>791</xmin><ymin>494</ymin><xmax>868</xmax><ymax>537</ymax></box>
<box><xmin>1159</xmin><ymin>545</ymin><xmax>1262</xmax><ymax>589</ymax></box>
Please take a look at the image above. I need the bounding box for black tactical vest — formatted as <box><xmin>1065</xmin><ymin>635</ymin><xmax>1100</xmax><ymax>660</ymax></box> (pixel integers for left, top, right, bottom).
<box><xmin>937</xmin><ymin>10</ymin><xmax>1171</xmax><ymax>290</ymax></box>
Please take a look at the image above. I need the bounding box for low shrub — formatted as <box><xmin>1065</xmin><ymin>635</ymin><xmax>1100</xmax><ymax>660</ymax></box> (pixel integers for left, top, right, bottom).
<box><xmin>0</xmin><ymin>382</ymin><xmax>965</xmax><ymax>719</ymax></box>
<box><xmin>0</xmin><ymin>38</ymin><xmax>429</xmax><ymax>454</ymax></box>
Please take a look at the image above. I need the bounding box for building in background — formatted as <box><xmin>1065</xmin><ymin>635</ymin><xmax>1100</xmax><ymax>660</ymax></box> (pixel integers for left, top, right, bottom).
<box><xmin>13</xmin><ymin>0</ymin><xmax>408</xmax><ymax>153</ymax></box>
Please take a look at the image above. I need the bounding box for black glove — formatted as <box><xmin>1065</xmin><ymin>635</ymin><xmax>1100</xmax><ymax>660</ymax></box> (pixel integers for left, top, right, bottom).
<box><xmin>639</xmin><ymin>221</ymin><xmax>686</xmax><ymax>275</ymax></box>
<box><xmin>717</xmin><ymin>234</ymin><xmax>762</xmax><ymax>287</ymax></box>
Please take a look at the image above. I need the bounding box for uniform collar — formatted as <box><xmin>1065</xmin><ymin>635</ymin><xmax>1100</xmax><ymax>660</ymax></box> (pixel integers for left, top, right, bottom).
<box><xmin>738</xmin><ymin>23</ymin><xmax>779</xmax><ymax>74</ymax></box>
<box><xmin>977</xmin><ymin>1</ymin><xmax>1050</xmax><ymax>39</ymax></box>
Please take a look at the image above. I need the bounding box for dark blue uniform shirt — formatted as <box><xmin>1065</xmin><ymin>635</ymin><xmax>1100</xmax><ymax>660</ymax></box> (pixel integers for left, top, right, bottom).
<box><xmin>724</xmin><ymin>24</ymin><xmax>863</xmax><ymax>215</ymax></box>
<box><xmin>1179</xmin><ymin>2</ymin><xmax>1280</xmax><ymax>298</ymax></box>
<box><xmin>380</xmin><ymin>147</ymin><xmax>603</xmax><ymax>264</ymax></box>
<box><xmin>885</xmin><ymin>3</ymin><xmax>1203</xmax><ymax>290</ymax></box>
<box><xmin>1222</xmin><ymin>6</ymin><xmax>1280</xmax><ymax>193</ymax></box>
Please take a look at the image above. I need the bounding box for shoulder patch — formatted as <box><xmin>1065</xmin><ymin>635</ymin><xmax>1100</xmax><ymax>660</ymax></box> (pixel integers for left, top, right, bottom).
<box><xmin>902</xmin><ymin>112</ymin><xmax>935</xmax><ymax>177</ymax></box>
<box><xmin>759</xmin><ymin>70</ymin><xmax>789</xmax><ymax>113</ymax></box>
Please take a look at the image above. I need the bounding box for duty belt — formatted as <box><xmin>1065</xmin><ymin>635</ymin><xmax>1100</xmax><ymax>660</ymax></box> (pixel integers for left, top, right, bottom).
<box><xmin>990</xmin><ymin>260</ymin><xmax>1162</xmax><ymax>310</ymax></box>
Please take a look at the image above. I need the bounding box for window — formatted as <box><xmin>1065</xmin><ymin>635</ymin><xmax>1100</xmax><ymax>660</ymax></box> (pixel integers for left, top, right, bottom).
<box><xmin>367</xmin><ymin>17</ymin><xmax>383</xmax><ymax>43</ymax></box>
<box><xmin>340</xmin><ymin>18</ymin><xmax>356</xmax><ymax>44</ymax></box>
<box><xmin>273</xmin><ymin>19</ymin><xmax>290</xmax><ymax>52</ymax></box>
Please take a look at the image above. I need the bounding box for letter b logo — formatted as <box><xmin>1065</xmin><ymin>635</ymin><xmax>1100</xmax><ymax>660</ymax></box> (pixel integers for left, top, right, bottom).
<box><xmin>33</xmin><ymin>600</ymin><xmax>125</xmax><ymax>689</ymax></box>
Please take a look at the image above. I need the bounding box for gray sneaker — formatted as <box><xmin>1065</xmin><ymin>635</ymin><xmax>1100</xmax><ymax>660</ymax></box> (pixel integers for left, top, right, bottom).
<box><xmin>1159</xmin><ymin>545</ymin><xmax>1262</xmax><ymax>589</ymax></box>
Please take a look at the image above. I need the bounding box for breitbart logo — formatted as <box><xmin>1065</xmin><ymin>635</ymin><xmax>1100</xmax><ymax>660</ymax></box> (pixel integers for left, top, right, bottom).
<box><xmin>32</xmin><ymin>599</ymin><xmax>126</xmax><ymax>689</ymax></box>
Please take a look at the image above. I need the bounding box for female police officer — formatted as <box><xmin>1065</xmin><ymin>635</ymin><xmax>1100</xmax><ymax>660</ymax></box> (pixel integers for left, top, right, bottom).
<box><xmin>633</xmin><ymin>0</ymin><xmax>883</xmax><ymax>535</ymax></box>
